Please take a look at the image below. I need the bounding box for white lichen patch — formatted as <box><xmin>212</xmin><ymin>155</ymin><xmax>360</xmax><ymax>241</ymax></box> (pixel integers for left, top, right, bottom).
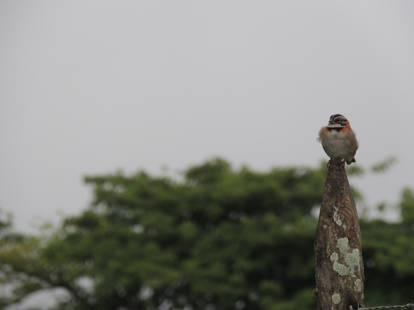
<box><xmin>330</xmin><ymin>252</ymin><xmax>338</xmax><ymax>262</ymax></box>
<box><xmin>333</xmin><ymin>207</ymin><xmax>343</xmax><ymax>226</ymax></box>
<box><xmin>333</xmin><ymin>261</ymin><xmax>349</xmax><ymax>276</ymax></box>
<box><xmin>330</xmin><ymin>251</ymin><xmax>348</xmax><ymax>276</ymax></box>
<box><xmin>354</xmin><ymin>279</ymin><xmax>362</xmax><ymax>292</ymax></box>
<box><xmin>330</xmin><ymin>237</ymin><xmax>361</xmax><ymax>278</ymax></box>
<box><xmin>345</xmin><ymin>249</ymin><xmax>360</xmax><ymax>273</ymax></box>
<box><xmin>332</xmin><ymin>293</ymin><xmax>341</xmax><ymax>305</ymax></box>
<box><xmin>337</xmin><ymin>237</ymin><xmax>349</xmax><ymax>253</ymax></box>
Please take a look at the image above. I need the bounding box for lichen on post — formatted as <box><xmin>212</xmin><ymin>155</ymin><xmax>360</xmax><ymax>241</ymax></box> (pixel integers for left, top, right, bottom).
<box><xmin>314</xmin><ymin>159</ymin><xmax>364</xmax><ymax>309</ymax></box>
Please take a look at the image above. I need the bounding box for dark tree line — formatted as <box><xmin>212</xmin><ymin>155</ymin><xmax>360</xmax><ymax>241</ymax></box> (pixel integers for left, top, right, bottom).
<box><xmin>0</xmin><ymin>158</ymin><xmax>413</xmax><ymax>309</ymax></box>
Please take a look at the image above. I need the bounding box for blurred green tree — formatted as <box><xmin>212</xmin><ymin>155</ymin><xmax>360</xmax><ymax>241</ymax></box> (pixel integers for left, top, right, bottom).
<box><xmin>0</xmin><ymin>158</ymin><xmax>413</xmax><ymax>309</ymax></box>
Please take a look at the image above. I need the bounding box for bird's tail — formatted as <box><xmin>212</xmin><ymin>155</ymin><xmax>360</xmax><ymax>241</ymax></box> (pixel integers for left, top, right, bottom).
<box><xmin>346</xmin><ymin>157</ymin><xmax>356</xmax><ymax>165</ymax></box>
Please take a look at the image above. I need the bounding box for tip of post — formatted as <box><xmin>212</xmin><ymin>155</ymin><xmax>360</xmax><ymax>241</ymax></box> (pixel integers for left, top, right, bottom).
<box><xmin>328</xmin><ymin>159</ymin><xmax>345</xmax><ymax>167</ymax></box>
<box><xmin>326</xmin><ymin>159</ymin><xmax>349</xmax><ymax>184</ymax></box>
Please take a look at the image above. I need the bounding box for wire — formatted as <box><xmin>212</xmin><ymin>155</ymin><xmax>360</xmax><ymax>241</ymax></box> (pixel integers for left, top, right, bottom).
<box><xmin>356</xmin><ymin>304</ymin><xmax>414</xmax><ymax>310</ymax></box>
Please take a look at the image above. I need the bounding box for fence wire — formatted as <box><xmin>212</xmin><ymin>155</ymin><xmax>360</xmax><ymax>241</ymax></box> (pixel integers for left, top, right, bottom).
<box><xmin>355</xmin><ymin>304</ymin><xmax>414</xmax><ymax>310</ymax></box>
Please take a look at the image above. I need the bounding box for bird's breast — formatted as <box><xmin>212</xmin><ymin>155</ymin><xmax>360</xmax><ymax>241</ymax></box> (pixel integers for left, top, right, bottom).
<box><xmin>320</xmin><ymin>130</ymin><xmax>352</xmax><ymax>158</ymax></box>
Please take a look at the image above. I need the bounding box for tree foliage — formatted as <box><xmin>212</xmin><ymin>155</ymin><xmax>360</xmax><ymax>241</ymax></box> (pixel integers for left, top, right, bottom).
<box><xmin>0</xmin><ymin>158</ymin><xmax>413</xmax><ymax>309</ymax></box>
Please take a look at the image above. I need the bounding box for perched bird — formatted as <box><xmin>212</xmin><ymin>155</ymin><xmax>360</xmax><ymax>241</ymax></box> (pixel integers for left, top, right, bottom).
<box><xmin>319</xmin><ymin>114</ymin><xmax>358</xmax><ymax>165</ymax></box>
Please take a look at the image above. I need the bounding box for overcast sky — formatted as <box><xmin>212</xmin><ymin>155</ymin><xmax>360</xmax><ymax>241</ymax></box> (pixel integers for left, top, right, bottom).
<box><xmin>1</xmin><ymin>1</ymin><xmax>414</xmax><ymax>232</ymax></box>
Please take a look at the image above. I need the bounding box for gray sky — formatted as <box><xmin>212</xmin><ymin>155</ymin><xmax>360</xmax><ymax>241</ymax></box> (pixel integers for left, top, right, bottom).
<box><xmin>1</xmin><ymin>1</ymin><xmax>414</xmax><ymax>231</ymax></box>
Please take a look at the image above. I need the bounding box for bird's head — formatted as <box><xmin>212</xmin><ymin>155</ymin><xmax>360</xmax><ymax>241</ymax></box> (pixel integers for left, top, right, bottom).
<box><xmin>328</xmin><ymin>114</ymin><xmax>349</xmax><ymax>129</ymax></box>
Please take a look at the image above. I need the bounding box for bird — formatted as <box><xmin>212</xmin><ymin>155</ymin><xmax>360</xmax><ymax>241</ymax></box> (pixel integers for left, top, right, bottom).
<box><xmin>319</xmin><ymin>114</ymin><xmax>358</xmax><ymax>165</ymax></box>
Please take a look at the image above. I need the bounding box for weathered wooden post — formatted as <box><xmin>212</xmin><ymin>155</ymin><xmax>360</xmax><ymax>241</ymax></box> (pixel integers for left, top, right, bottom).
<box><xmin>314</xmin><ymin>159</ymin><xmax>364</xmax><ymax>309</ymax></box>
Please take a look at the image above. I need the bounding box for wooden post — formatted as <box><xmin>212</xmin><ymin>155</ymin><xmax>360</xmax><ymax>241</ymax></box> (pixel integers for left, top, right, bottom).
<box><xmin>314</xmin><ymin>159</ymin><xmax>364</xmax><ymax>309</ymax></box>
